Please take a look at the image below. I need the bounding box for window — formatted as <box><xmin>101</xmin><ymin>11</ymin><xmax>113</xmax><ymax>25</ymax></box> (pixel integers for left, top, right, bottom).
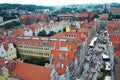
<box><xmin>24</xmin><ymin>46</ymin><xmax>28</xmax><ymax>48</ymax></box>
<box><xmin>29</xmin><ymin>47</ymin><xmax>33</xmax><ymax>49</ymax></box>
<box><xmin>1</xmin><ymin>52</ymin><xmax>4</xmax><ymax>54</ymax></box>
<box><xmin>39</xmin><ymin>53</ymin><xmax>43</xmax><ymax>55</ymax></box>
<box><xmin>44</xmin><ymin>53</ymin><xmax>49</xmax><ymax>56</ymax></box>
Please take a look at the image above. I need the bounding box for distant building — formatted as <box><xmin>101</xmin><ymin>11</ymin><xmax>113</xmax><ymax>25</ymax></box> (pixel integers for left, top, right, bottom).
<box><xmin>112</xmin><ymin>8</ymin><xmax>120</xmax><ymax>16</ymax></box>
<box><xmin>20</xmin><ymin>14</ymin><xmax>49</xmax><ymax>25</ymax></box>
<box><xmin>0</xmin><ymin>16</ymin><xmax>3</xmax><ymax>23</ymax></box>
<box><xmin>58</xmin><ymin>12</ymin><xmax>94</xmax><ymax>22</ymax></box>
<box><xmin>35</xmin><ymin>9</ymin><xmax>44</xmax><ymax>13</ymax></box>
<box><xmin>101</xmin><ymin>4</ymin><xmax>109</xmax><ymax>20</ymax></box>
<box><xmin>58</xmin><ymin>14</ymin><xmax>73</xmax><ymax>21</ymax></box>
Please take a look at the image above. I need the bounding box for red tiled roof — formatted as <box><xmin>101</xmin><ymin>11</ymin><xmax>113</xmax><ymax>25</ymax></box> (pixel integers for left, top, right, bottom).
<box><xmin>58</xmin><ymin>14</ymin><xmax>73</xmax><ymax>17</ymax></box>
<box><xmin>57</xmin><ymin>67</ymin><xmax>66</xmax><ymax>75</ymax></box>
<box><xmin>112</xmin><ymin>8</ymin><xmax>120</xmax><ymax>13</ymax></box>
<box><xmin>77</xmin><ymin>12</ymin><xmax>89</xmax><ymax>17</ymax></box>
<box><xmin>0</xmin><ymin>58</ymin><xmax>52</xmax><ymax>80</ymax></box>
<box><xmin>3</xmin><ymin>42</ymin><xmax>9</xmax><ymax>51</ymax></box>
<box><xmin>108</xmin><ymin>21</ymin><xmax>119</xmax><ymax>27</ymax></box>
<box><xmin>11</xmin><ymin>29</ymin><xmax>25</xmax><ymax>37</ymax></box>
<box><xmin>52</xmin><ymin>58</ymin><xmax>70</xmax><ymax>75</ymax></box>
<box><xmin>52</xmin><ymin>32</ymin><xmax>87</xmax><ymax>43</ymax></box>
<box><xmin>0</xmin><ymin>58</ymin><xmax>5</xmax><ymax>72</ymax></box>
<box><xmin>52</xmin><ymin>50</ymin><xmax>75</xmax><ymax>60</ymax></box>
<box><xmin>76</xmin><ymin>12</ymin><xmax>94</xmax><ymax>18</ymax></box>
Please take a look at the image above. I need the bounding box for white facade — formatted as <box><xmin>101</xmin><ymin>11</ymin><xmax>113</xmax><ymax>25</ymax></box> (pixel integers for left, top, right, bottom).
<box><xmin>24</xmin><ymin>29</ymin><xmax>33</xmax><ymax>36</ymax></box>
<box><xmin>5</xmin><ymin>43</ymin><xmax>17</xmax><ymax>60</ymax></box>
<box><xmin>0</xmin><ymin>44</ymin><xmax>7</xmax><ymax>58</ymax></box>
<box><xmin>0</xmin><ymin>16</ymin><xmax>3</xmax><ymax>24</ymax></box>
<box><xmin>44</xmin><ymin>21</ymin><xmax>67</xmax><ymax>34</ymax></box>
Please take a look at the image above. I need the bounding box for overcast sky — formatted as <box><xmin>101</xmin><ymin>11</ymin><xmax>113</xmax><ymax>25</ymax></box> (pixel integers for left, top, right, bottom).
<box><xmin>0</xmin><ymin>0</ymin><xmax>120</xmax><ymax>6</ymax></box>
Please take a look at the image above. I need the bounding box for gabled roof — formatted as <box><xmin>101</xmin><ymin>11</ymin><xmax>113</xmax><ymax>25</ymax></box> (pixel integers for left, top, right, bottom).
<box><xmin>0</xmin><ymin>58</ymin><xmax>52</xmax><ymax>80</ymax></box>
<box><xmin>3</xmin><ymin>42</ymin><xmax>9</xmax><ymax>51</ymax></box>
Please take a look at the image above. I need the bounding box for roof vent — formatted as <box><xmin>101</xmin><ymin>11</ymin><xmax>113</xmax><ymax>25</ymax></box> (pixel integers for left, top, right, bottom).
<box><xmin>4</xmin><ymin>61</ymin><xmax>9</xmax><ymax>68</ymax></box>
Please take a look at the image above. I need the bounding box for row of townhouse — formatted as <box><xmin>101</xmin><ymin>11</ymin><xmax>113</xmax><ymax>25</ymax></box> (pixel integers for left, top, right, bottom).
<box><xmin>58</xmin><ymin>12</ymin><xmax>94</xmax><ymax>22</ymax></box>
<box><xmin>107</xmin><ymin>21</ymin><xmax>120</xmax><ymax>80</ymax></box>
<box><xmin>1</xmin><ymin>21</ymin><xmax>68</xmax><ymax>37</ymax></box>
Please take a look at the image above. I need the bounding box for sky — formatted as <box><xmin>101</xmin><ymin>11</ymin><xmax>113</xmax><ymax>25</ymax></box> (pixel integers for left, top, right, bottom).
<box><xmin>0</xmin><ymin>0</ymin><xmax>120</xmax><ymax>6</ymax></box>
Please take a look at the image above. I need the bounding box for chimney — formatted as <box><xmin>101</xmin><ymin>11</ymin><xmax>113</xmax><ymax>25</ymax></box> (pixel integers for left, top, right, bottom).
<box><xmin>4</xmin><ymin>61</ymin><xmax>9</xmax><ymax>68</ymax></box>
<box><xmin>61</xmin><ymin>64</ymin><xmax>64</xmax><ymax>68</ymax></box>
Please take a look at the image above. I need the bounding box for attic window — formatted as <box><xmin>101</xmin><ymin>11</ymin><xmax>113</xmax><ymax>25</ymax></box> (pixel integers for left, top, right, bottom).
<box><xmin>1</xmin><ymin>52</ymin><xmax>4</xmax><ymax>54</ymax></box>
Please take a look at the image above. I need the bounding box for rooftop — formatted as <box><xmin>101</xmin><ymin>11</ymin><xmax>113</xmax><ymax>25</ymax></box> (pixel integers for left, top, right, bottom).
<box><xmin>0</xmin><ymin>58</ymin><xmax>52</xmax><ymax>80</ymax></box>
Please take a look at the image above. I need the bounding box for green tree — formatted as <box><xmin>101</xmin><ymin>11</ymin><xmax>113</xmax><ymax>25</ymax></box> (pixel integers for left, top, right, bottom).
<box><xmin>94</xmin><ymin>14</ymin><xmax>99</xmax><ymax>18</ymax></box>
<box><xmin>0</xmin><ymin>21</ymin><xmax>21</xmax><ymax>30</ymax></box>
<box><xmin>63</xmin><ymin>28</ymin><xmax>66</xmax><ymax>32</ymax></box>
<box><xmin>108</xmin><ymin>12</ymin><xmax>113</xmax><ymax>20</ymax></box>
<box><xmin>38</xmin><ymin>30</ymin><xmax>47</xmax><ymax>36</ymax></box>
<box><xmin>48</xmin><ymin>31</ymin><xmax>56</xmax><ymax>36</ymax></box>
<box><xmin>114</xmin><ymin>15</ymin><xmax>120</xmax><ymax>19</ymax></box>
<box><xmin>73</xmin><ymin>16</ymin><xmax>79</xmax><ymax>21</ymax></box>
<box><xmin>37</xmin><ymin>57</ymin><xmax>46</xmax><ymax>66</ymax></box>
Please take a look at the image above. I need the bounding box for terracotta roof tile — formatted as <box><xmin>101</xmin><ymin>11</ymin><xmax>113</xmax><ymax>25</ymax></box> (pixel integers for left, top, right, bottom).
<box><xmin>57</xmin><ymin>67</ymin><xmax>66</xmax><ymax>75</ymax></box>
<box><xmin>0</xmin><ymin>58</ymin><xmax>52</xmax><ymax>80</ymax></box>
<box><xmin>58</xmin><ymin>14</ymin><xmax>73</xmax><ymax>17</ymax></box>
<box><xmin>112</xmin><ymin>8</ymin><xmax>120</xmax><ymax>13</ymax></box>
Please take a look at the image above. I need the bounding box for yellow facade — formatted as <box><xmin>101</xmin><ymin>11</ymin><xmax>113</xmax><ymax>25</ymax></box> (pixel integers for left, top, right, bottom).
<box><xmin>66</xmin><ymin>25</ymin><xmax>77</xmax><ymax>32</ymax></box>
<box><xmin>66</xmin><ymin>25</ymin><xmax>70</xmax><ymax>32</ymax></box>
<box><xmin>6</xmin><ymin>43</ymin><xmax>17</xmax><ymax>60</ymax></box>
<box><xmin>71</xmin><ymin>29</ymin><xmax>77</xmax><ymax>32</ymax></box>
<box><xmin>17</xmin><ymin>44</ymin><xmax>53</xmax><ymax>58</ymax></box>
<box><xmin>0</xmin><ymin>68</ymin><xmax>20</xmax><ymax>80</ymax></box>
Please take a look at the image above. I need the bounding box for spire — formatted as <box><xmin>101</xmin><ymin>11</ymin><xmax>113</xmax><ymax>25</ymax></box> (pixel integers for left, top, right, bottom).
<box><xmin>103</xmin><ymin>4</ymin><xmax>108</xmax><ymax>13</ymax></box>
